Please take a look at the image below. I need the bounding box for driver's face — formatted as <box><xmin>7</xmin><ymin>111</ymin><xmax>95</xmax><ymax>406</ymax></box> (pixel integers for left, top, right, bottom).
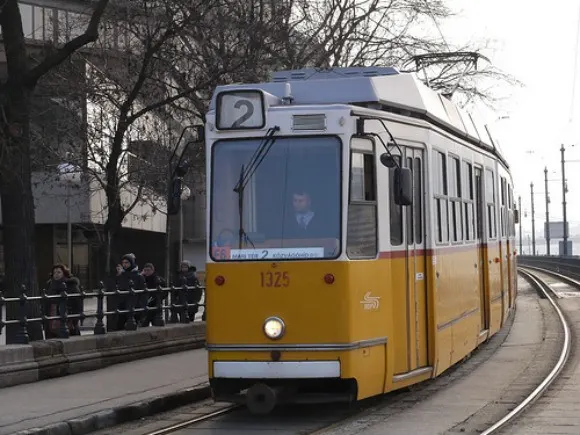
<box><xmin>293</xmin><ymin>194</ymin><xmax>310</xmax><ymax>213</ymax></box>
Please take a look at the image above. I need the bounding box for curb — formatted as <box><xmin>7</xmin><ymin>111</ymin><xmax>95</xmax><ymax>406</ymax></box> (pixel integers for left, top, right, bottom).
<box><xmin>14</xmin><ymin>383</ymin><xmax>212</xmax><ymax>435</ymax></box>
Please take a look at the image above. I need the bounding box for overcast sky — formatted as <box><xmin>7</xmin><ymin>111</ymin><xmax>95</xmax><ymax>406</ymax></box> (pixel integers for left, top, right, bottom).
<box><xmin>440</xmin><ymin>1</ymin><xmax>580</xmax><ymax>240</ymax></box>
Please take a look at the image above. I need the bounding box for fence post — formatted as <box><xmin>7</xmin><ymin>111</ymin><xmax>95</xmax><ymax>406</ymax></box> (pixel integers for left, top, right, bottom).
<box><xmin>94</xmin><ymin>282</ymin><xmax>106</xmax><ymax>335</ymax></box>
<box><xmin>154</xmin><ymin>285</ymin><xmax>165</xmax><ymax>327</ymax></box>
<box><xmin>169</xmin><ymin>285</ymin><xmax>178</xmax><ymax>323</ymax></box>
<box><xmin>180</xmin><ymin>283</ymin><xmax>190</xmax><ymax>324</ymax></box>
<box><xmin>58</xmin><ymin>282</ymin><xmax>70</xmax><ymax>339</ymax></box>
<box><xmin>0</xmin><ymin>291</ymin><xmax>4</xmax><ymax>336</ymax></box>
<box><xmin>16</xmin><ymin>285</ymin><xmax>30</xmax><ymax>345</ymax></box>
<box><xmin>125</xmin><ymin>280</ymin><xmax>137</xmax><ymax>331</ymax></box>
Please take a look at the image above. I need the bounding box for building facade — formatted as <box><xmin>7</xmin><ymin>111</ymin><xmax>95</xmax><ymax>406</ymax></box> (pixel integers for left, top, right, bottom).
<box><xmin>0</xmin><ymin>0</ymin><xmax>207</xmax><ymax>289</ymax></box>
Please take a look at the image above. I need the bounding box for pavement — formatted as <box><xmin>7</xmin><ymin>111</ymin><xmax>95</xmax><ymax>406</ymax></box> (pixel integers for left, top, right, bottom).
<box><xmin>0</xmin><ymin>348</ymin><xmax>209</xmax><ymax>435</ymax></box>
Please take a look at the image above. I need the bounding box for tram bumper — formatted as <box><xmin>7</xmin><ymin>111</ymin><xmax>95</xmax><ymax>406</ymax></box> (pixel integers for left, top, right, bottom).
<box><xmin>210</xmin><ymin>360</ymin><xmax>356</xmax><ymax>413</ymax></box>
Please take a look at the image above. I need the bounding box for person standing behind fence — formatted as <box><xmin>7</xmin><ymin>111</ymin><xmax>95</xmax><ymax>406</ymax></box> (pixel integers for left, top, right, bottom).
<box><xmin>141</xmin><ymin>263</ymin><xmax>166</xmax><ymax>326</ymax></box>
<box><xmin>43</xmin><ymin>264</ymin><xmax>82</xmax><ymax>338</ymax></box>
<box><xmin>115</xmin><ymin>253</ymin><xmax>146</xmax><ymax>330</ymax></box>
<box><xmin>176</xmin><ymin>261</ymin><xmax>202</xmax><ymax>322</ymax></box>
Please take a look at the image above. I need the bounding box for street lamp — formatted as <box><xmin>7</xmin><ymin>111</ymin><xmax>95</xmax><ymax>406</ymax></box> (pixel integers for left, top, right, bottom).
<box><xmin>57</xmin><ymin>162</ymin><xmax>82</xmax><ymax>268</ymax></box>
<box><xmin>544</xmin><ymin>167</ymin><xmax>550</xmax><ymax>255</ymax></box>
<box><xmin>561</xmin><ymin>144</ymin><xmax>569</xmax><ymax>255</ymax></box>
<box><xmin>179</xmin><ymin>185</ymin><xmax>191</xmax><ymax>262</ymax></box>
<box><xmin>530</xmin><ymin>182</ymin><xmax>536</xmax><ymax>256</ymax></box>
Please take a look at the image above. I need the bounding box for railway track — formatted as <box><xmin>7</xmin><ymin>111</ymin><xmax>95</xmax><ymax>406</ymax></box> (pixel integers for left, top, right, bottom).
<box><xmin>136</xmin><ymin>268</ymin><xmax>570</xmax><ymax>435</ymax></box>
<box><xmin>478</xmin><ymin>267</ymin><xmax>571</xmax><ymax>434</ymax></box>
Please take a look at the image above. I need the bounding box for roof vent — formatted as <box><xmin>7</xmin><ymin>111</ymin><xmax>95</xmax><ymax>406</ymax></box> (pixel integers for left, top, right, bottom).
<box><xmin>292</xmin><ymin>114</ymin><xmax>326</xmax><ymax>131</ymax></box>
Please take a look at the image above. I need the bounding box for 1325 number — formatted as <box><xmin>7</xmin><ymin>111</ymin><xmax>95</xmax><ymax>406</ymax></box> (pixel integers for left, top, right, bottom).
<box><xmin>260</xmin><ymin>271</ymin><xmax>290</xmax><ymax>288</ymax></box>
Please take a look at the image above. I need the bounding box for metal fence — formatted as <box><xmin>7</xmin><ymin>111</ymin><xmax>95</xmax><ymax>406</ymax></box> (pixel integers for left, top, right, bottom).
<box><xmin>0</xmin><ymin>280</ymin><xmax>205</xmax><ymax>345</ymax></box>
<box><xmin>518</xmin><ymin>255</ymin><xmax>580</xmax><ymax>280</ymax></box>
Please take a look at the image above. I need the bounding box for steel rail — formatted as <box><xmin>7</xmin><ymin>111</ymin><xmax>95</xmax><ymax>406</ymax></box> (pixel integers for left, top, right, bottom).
<box><xmin>481</xmin><ymin>268</ymin><xmax>571</xmax><ymax>434</ymax></box>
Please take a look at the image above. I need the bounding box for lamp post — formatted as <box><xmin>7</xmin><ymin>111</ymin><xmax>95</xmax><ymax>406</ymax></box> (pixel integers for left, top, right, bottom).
<box><xmin>518</xmin><ymin>195</ymin><xmax>522</xmax><ymax>254</ymax></box>
<box><xmin>561</xmin><ymin>144</ymin><xmax>569</xmax><ymax>255</ymax></box>
<box><xmin>530</xmin><ymin>182</ymin><xmax>536</xmax><ymax>256</ymax></box>
<box><xmin>179</xmin><ymin>185</ymin><xmax>191</xmax><ymax>262</ymax></box>
<box><xmin>57</xmin><ymin>162</ymin><xmax>82</xmax><ymax>267</ymax></box>
<box><xmin>544</xmin><ymin>167</ymin><xmax>550</xmax><ymax>255</ymax></box>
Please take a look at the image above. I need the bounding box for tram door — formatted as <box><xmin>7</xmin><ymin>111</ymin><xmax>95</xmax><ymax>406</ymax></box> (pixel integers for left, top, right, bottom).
<box><xmin>474</xmin><ymin>167</ymin><xmax>488</xmax><ymax>332</ymax></box>
<box><xmin>405</xmin><ymin>149</ymin><xmax>429</xmax><ymax>369</ymax></box>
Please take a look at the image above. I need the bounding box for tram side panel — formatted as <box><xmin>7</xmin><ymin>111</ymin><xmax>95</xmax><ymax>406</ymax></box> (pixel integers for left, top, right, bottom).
<box><xmin>432</xmin><ymin>245</ymin><xmax>481</xmax><ymax>376</ymax></box>
<box><xmin>346</xmin><ymin>259</ymin><xmax>392</xmax><ymax>400</ymax></box>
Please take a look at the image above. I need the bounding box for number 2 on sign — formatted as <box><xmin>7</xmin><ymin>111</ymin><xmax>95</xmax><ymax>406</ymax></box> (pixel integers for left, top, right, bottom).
<box><xmin>260</xmin><ymin>271</ymin><xmax>290</xmax><ymax>288</ymax></box>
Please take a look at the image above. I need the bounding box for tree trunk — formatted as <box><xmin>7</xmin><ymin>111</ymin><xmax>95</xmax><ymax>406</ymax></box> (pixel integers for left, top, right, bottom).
<box><xmin>0</xmin><ymin>85</ymin><xmax>44</xmax><ymax>342</ymax></box>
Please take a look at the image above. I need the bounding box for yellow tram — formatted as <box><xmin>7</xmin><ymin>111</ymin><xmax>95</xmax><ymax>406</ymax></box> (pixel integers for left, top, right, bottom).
<box><xmin>203</xmin><ymin>67</ymin><xmax>518</xmax><ymax>414</ymax></box>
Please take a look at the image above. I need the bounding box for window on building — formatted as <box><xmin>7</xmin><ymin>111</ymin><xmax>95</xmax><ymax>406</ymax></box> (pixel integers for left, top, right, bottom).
<box><xmin>347</xmin><ymin>138</ymin><xmax>377</xmax><ymax>258</ymax></box>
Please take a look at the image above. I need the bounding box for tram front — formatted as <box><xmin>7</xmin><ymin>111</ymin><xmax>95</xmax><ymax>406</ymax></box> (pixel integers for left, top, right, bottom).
<box><xmin>204</xmin><ymin>86</ymin><xmax>359</xmax><ymax>412</ymax></box>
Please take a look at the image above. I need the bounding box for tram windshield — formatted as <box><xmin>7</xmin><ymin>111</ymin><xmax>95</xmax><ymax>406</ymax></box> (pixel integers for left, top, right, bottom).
<box><xmin>210</xmin><ymin>136</ymin><xmax>341</xmax><ymax>261</ymax></box>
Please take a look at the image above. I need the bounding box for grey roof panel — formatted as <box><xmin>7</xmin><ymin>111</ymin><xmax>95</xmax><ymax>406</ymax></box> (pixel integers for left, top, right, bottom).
<box><xmin>208</xmin><ymin>67</ymin><xmax>498</xmax><ymax>150</ymax></box>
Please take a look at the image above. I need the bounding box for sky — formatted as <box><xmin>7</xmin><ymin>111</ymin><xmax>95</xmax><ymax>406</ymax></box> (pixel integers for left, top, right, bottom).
<box><xmin>440</xmin><ymin>1</ymin><xmax>580</xmax><ymax>243</ymax></box>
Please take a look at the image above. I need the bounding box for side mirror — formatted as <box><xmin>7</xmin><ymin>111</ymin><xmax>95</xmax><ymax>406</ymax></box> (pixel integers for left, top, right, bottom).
<box><xmin>380</xmin><ymin>152</ymin><xmax>398</xmax><ymax>168</ymax></box>
<box><xmin>167</xmin><ymin>177</ymin><xmax>182</xmax><ymax>215</ymax></box>
<box><xmin>514</xmin><ymin>209</ymin><xmax>520</xmax><ymax>224</ymax></box>
<box><xmin>394</xmin><ymin>167</ymin><xmax>413</xmax><ymax>206</ymax></box>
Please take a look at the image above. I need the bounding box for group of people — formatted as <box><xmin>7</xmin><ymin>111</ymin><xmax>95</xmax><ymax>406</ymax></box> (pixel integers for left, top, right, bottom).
<box><xmin>42</xmin><ymin>253</ymin><xmax>204</xmax><ymax>338</ymax></box>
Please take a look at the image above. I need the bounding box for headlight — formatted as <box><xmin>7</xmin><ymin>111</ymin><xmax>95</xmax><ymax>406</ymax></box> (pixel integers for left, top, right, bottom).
<box><xmin>263</xmin><ymin>317</ymin><xmax>285</xmax><ymax>340</ymax></box>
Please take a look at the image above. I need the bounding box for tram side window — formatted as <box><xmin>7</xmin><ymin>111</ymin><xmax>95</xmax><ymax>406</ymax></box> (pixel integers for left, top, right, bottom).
<box><xmin>414</xmin><ymin>157</ymin><xmax>423</xmax><ymax>244</ymax></box>
<box><xmin>448</xmin><ymin>155</ymin><xmax>462</xmax><ymax>243</ymax></box>
<box><xmin>500</xmin><ymin>177</ymin><xmax>507</xmax><ymax>238</ymax></box>
<box><xmin>461</xmin><ymin>161</ymin><xmax>475</xmax><ymax>241</ymax></box>
<box><xmin>433</xmin><ymin>151</ymin><xmax>448</xmax><ymax>244</ymax></box>
<box><xmin>485</xmin><ymin>168</ymin><xmax>497</xmax><ymax>239</ymax></box>
<box><xmin>508</xmin><ymin>185</ymin><xmax>515</xmax><ymax>237</ymax></box>
<box><xmin>347</xmin><ymin>145</ymin><xmax>377</xmax><ymax>258</ymax></box>
<box><xmin>389</xmin><ymin>155</ymin><xmax>403</xmax><ymax>246</ymax></box>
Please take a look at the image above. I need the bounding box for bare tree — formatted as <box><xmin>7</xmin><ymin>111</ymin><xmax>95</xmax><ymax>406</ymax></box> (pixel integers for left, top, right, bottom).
<box><xmin>0</xmin><ymin>0</ymin><xmax>109</xmax><ymax>343</ymax></box>
<box><xmin>41</xmin><ymin>0</ymin><xmax>231</xmax><ymax>274</ymax></box>
<box><xmin>188</xmin><ymin>0</ymin><xmax>517</xmax><ymax>110</ymax></box>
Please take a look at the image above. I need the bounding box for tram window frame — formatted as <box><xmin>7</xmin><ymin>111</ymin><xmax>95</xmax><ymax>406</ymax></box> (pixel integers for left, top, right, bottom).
<box><xmin>461</xmin><ymin>160</ymin><xmax>475</xmax><ymax>242</ymax></box>
<box><xmin>413</xmin><ymin>157</ymin><xmax>423</xmax><ymax>244</ymax></box>
<box><xmin>508</xmin><ymin>184</ymin><xmax>515</xmax><ymax>237</ymax></box>
<box><xmin>448</xmin><ymin>154</ymin><xmax>463</xmax><ymax>244</ymax></box>
<box><xmin>433</xmin><ymin>149</ymin><xmax>449</xmax><ymax>245</ymax></box>
<box><xmin>500</xmin><ymin>177</ymin><xmax>507</xmax><ymax>238</ymax></box>
<box><xmin>389</xmin><ymin>154</ymin><xmax>404</xmax><ymax>246</ymax></box>
<box><xmin>406</xmin><ymin>157</ymin><xmax>414</xmax><ymax>245</ymax></box>
<box><xmin>485</xmin><ymin>168</ymin><xmax>497</xmax><ymax>240</ymax></box>
<box><xmin>347</xmin><ymin>137</ymin><xmax>378</xmax><ymax>259</ymax></box>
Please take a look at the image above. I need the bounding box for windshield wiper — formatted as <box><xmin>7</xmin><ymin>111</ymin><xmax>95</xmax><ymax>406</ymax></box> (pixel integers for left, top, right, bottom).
<box><xmin>232</xmin><ymin>126</ymin><xmax>280</xmax><ymax>249</ymax></box>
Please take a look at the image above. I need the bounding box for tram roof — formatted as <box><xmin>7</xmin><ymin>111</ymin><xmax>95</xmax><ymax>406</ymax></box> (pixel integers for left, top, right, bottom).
<box><xmin>208</xmin><ymin>67</ymin><xmax>507</xmax><ymax>164</ymax></box>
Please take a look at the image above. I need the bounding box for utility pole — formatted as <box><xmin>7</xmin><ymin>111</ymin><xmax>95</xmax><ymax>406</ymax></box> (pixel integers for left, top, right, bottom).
<box><xmin>561</xmin><ymin>144</ymin><xmax>569</xmax><ymax>256</ymax></box>
<box><xmin>544</xmin><ymin>167</ymin><xmax>550</xmax><ymax>255</ymax></box>
<box><xmin>518</xmin><ymin>195</ymin><xmax>523</xmax><ymax>254</ymax></box>
<box><xmin>530</xmin><ymin>182</ymin><xmax>536</xmax><ymax>256</ymax></box>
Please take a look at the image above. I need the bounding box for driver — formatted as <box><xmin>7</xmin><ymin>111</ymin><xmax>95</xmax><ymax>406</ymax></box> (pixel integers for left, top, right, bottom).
<box><xmin>285</xmin><ymin>189</ymin><xmax>324</xmax><ymax>237</ymax></box>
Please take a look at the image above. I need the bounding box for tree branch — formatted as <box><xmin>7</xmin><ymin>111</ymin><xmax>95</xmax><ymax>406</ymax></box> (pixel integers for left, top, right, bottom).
<box><xmin>25</xmin><ymin>0</ymin><xmax>110</xmax><ymax>86</ymax></box>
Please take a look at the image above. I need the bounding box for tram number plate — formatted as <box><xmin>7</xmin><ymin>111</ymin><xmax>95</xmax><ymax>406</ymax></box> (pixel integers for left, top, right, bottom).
<box><xmin>260</xmin><ymin>271</ymin><xmax>290</xmax><ymax>288</ymax></box>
